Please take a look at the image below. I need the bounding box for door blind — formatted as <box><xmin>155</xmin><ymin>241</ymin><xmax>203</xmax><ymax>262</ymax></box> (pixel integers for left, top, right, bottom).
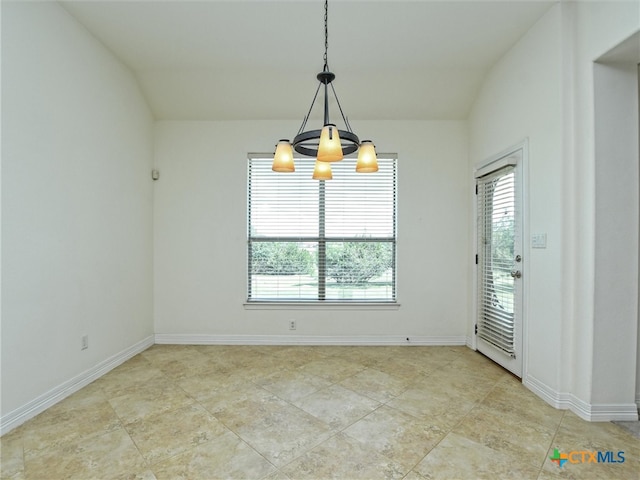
<box><xmin>477</xmin><ymin>166</ymin><xmax>517</xmax><ymax>357</ymax></box>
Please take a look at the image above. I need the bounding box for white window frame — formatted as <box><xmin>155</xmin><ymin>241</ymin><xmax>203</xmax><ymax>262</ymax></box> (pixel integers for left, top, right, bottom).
<box><xmin>245</xmin><ymin>154</ymin><xmax>398</xmax><ymax>308</ymax></box>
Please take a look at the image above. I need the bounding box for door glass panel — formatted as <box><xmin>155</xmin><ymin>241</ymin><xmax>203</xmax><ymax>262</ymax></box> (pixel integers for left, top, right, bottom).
<box><xmin>478</xmin><ymin>168</ymin><xmax>516</xmax><ymax>357</ymax></box>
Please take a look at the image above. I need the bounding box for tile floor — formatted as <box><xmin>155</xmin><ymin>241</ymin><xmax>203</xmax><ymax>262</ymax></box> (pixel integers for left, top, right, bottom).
<box><xmin>1</xmin><ymin>345</ymin><xmax>638</xmax><ymax>479</ymax></box>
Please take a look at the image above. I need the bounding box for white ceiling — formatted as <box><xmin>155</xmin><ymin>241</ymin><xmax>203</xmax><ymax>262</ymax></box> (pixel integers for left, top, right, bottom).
<box><xmin>60</xmin><ymin>0</ymin><xmax>556</xmax><ymax>121</ymax></box>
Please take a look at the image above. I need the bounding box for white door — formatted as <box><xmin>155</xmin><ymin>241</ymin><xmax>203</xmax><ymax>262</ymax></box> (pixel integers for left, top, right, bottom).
<box><xmin>476</xmin><ymin>149</ymin><xmax>523</xmax><ymax>377</ymax></box>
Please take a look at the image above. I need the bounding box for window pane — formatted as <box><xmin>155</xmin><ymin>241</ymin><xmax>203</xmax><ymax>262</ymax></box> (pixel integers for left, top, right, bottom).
<box><xmin>324</xmin><ymin>241</ymin><xmax>394</xmax><ymax>300</ymax></box>
<box><xmin>324</xmin><ymin>161</ymin><xmax>396</xmax><ymax>238</ymax></box>
<box><xmin>249</xmin><ymin>161</ymin><xmax>319</xmax><ymax>238</ymax></box>
<box><xmin>250</xmin><ymin>241</ymin><xmax>318</xmax><ymax>300</ymax></box>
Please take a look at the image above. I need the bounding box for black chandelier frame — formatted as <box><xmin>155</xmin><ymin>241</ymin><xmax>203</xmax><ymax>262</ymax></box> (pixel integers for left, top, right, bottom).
<box><xmin>289</xmin><ymin>0</ymin><xmax>362</xmax><ymax>158</ymax></box>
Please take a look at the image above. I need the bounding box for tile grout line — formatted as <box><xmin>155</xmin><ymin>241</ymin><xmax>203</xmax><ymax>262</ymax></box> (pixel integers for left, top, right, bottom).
<box><xmin>536</xmin><ymin>408</ymin><xmax>568</xmax><ymax>479</ymax></box>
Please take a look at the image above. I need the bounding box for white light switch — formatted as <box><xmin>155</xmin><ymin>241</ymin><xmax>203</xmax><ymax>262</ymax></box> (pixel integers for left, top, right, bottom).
<box><xmin>532</xmin><ymin>233</ymin><xmax>547</xmax><ymax>249</ymax></box>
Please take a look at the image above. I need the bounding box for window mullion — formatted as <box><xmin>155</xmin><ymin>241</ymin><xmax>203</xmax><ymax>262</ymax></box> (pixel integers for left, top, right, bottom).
<box><xmin>318</xmin><ymin>180</ymin><xmax>326</xmax><ymax>300</ymax></box>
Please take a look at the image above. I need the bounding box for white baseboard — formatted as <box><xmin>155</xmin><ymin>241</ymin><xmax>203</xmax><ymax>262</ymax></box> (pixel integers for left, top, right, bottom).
<box><xmin>524</xmin><ymin>374</ymin><xmax>571</xmax><ymax>409</ymax></box>
<box><xmin>154</xmin><ymin>334</ymin><xmax>468</xmax><ymax>346</ymax></box>
<box><xmin>0</xmin><ymin>335</ymin><xmax>154</xmax><ymax>436</ymax></box>
<box><xmin>524</xmin><ymin>373</ymin><xmax>639</xmax><ymax>422</ymax></box>
<box><xmin>588</xmin><ymin>403</ymin><xmax>640</xmax><ymax>422</ymax></box>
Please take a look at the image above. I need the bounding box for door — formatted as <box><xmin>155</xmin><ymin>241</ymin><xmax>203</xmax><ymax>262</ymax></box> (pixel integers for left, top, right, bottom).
<box><xmin>476</xmin><ymin>149</ymin><xmax>523</xmax><ymax>377</ymax></box>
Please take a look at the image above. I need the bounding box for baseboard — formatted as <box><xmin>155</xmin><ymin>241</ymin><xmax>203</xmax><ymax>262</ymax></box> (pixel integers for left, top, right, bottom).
<box><xmin>588</xmin><ymin>403</ymin><xmax>639</xmax><ymax>422</ymax></box>
<box><xmin>524</xmin><ymin>373</ymin><xmax>639</xmax><ymax>422</ymax></box>
<box><xmin>0</xmin><ymin>335</ymin><xmax>154</xmax><ymax>436</ymax></box>
<box><xmin>524</xmin><ymin>374</ymin><xmax>571</xmax><ymax>409</ymax></box>
<box><xmin>154</xmin><ymin>333</ymin><xmax>468</xmax><ymax>346</ymax></box>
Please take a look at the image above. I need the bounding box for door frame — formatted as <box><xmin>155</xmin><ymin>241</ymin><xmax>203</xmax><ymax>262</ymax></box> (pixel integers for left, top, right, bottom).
<box><xmin>471</xmin><ymin>139</ymin><xmax>530</xmax><ymax>379</ymax></box>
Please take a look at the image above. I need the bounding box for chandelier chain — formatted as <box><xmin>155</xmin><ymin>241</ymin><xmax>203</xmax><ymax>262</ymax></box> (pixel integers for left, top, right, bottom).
<box><xmin>275</xmin><ymin>0</ymin><xmax>374</xmax><ymax>165</ymax></box>
<box><xmin>323</xmin><ymin>0</ymin><xmax>328</xmax><ymax>69</ymax></box>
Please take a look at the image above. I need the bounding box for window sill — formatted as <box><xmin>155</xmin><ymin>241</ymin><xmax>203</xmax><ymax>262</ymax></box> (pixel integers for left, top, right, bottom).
<box><xmin>243</xmin><ymin>301</ymin><xmax>401</xmax><ymax>311</ymax></box>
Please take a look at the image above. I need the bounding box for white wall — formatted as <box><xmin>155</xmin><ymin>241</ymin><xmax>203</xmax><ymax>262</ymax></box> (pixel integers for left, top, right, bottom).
<box><xmin>592</xmin><ymin>63</ymin><xmax>639</xmax><ymax>403</ymax></box>
<box><xmin>593</xmin><ymin>60</ymin><xmax>639</xmax><ymax>407</ymax></box>
<box><xmin>1</xmin><ymin>1</ymin><xmax>154</xmax><ymax>428</ymax></box>
<box><xmin>469</xmin><ymin>5</ymin><xmax>564</xmax><ymax>393</ymax></box>
<box><xmin>469</xmin><ymin>1</ymin><xmax>640</xmax><ymax>420</ymax></box>
<box><xmin>568</xmin><ymin>1</ymin><xmax>639</xmax><ymax>418</ymax></box>
<box><xmin>153</xmin><ymin>120</ymin><xmax>470</xmax><ymax>342</ymax></box>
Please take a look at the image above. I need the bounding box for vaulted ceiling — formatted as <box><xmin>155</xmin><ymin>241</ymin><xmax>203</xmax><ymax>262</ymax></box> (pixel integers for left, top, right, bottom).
<box><xmin>60</xmin><ymin>0</ymin><xmax>555</xmax><ymax>121</ymax></box>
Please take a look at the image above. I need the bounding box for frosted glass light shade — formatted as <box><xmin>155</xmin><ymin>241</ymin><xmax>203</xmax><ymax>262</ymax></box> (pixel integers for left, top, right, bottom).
<box><xmin>272</xmin><ymin>140</ymin><xmax>295</xmax><ymax>172</ymax></box>
<box><xmin>312</xmin><ymin>160</ymin><xmax>333</xmax><ymax>180</ymax></box>
<box><xmin>355</xmin><ymin>140</ymin><xmax>378</xmax><ymax>173</ymax></box>
<box><xmin>317</xmin><ymin>124</ymin><xmax>343</xmax><ymax>162</ymax></box>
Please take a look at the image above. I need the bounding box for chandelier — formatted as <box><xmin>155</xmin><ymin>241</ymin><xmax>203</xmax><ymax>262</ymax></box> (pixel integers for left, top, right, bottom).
<box><xmin>271</xmin><ymin>0</ymin><xmax>378</xmax><ymax>180</ymax></box>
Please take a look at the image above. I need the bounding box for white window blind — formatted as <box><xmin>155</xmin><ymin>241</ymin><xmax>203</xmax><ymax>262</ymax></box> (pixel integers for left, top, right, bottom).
<box><xmin>248</xmin><ymin>156</ymin><xmax>396</xmax><ymax>302</ymax></box>
<box><xmin>477</xmin><ymin>166</ymin><xmax>517</xmax><ymax>357</ymax></box>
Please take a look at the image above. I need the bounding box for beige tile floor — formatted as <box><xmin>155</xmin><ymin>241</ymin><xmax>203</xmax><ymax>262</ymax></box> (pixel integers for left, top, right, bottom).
<box><xmin>1</xmin><ymin>345</ymin><xmax>638</xmax><ymax>479</ymax></box>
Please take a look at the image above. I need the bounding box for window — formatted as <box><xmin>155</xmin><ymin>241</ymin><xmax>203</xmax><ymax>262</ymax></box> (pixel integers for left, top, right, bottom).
<box><xmin>247</xmin><ymin>155</ymin><xmax>397</xmax><ymax>302</ymax></box>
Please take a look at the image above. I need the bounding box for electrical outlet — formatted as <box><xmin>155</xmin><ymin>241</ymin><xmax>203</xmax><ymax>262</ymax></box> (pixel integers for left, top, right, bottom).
<box><xmin>289</xmin><ymin>320</ymin><xmax>296</xmax><ymax>330</ymax></box>
<box><xmin>81</xmin><ymin>335</ymin><xmax>89</xmax><ymax>350</ymax></box>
